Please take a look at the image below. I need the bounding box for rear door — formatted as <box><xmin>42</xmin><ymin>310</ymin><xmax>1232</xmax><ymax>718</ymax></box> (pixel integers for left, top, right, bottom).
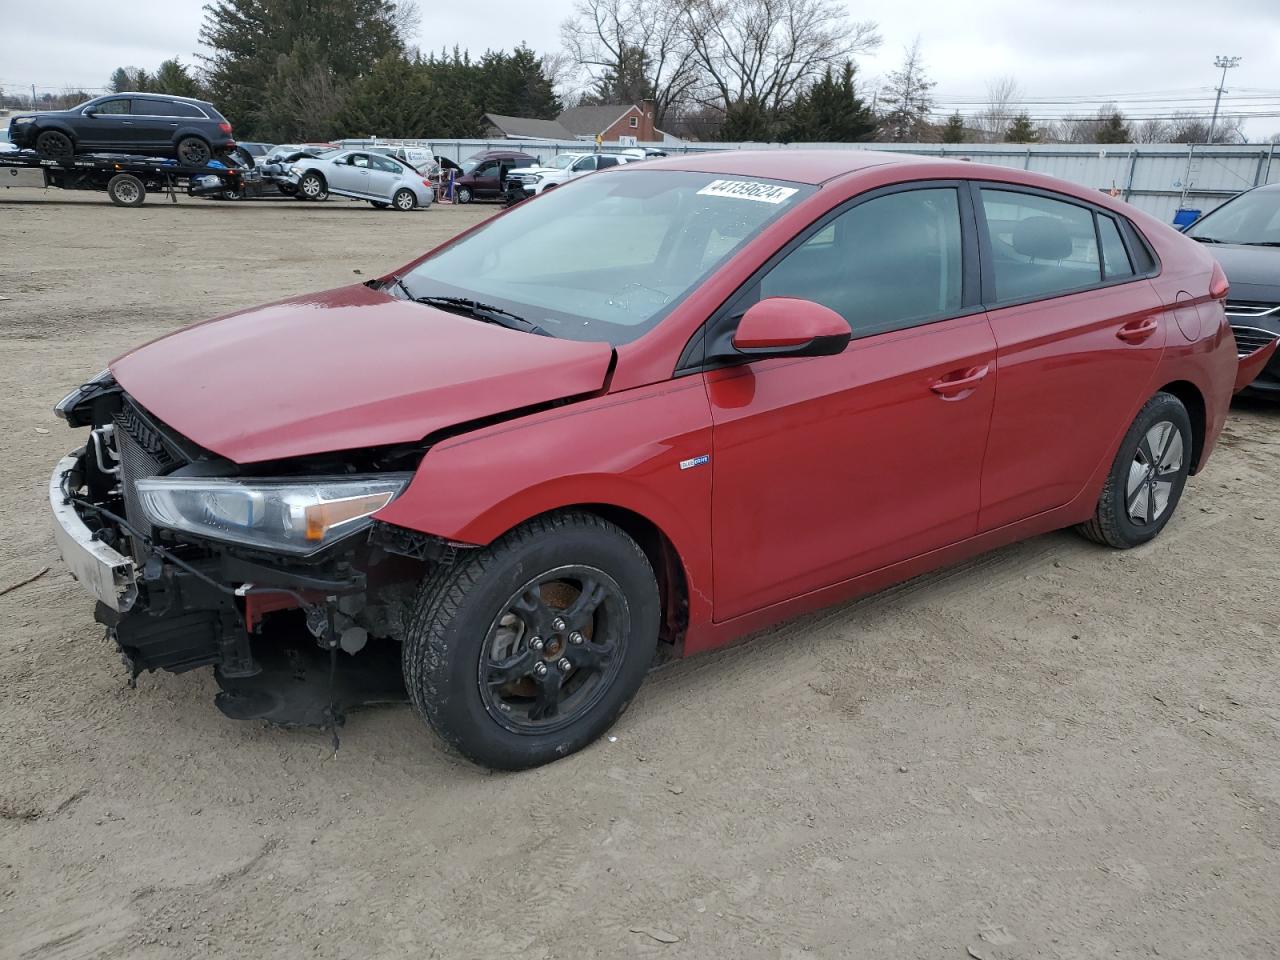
<box><xmin>973</xmin><ymin>184</ymin><xmax>1166</xmax><ymax>530</ymax></box>
<box><xmin>128</xmin><ymin>97</ymin><xmax>181</xmax><ymax>149</ymax></box>
<box><xmin>366</xmin><ymin>154</ymin><xmax>404</xmax><ymax>200</ymax></box>
<box><xmin>706</xmin><ymin>182</ymin><xmax>997</xmax><ymax>621</ymax></box>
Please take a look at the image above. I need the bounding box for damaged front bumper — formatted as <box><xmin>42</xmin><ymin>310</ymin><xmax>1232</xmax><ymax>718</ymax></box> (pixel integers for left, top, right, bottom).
<box><xmin>50</xmin><ymin>449</ymin><xmax>138</xmax><ymax>613</ymax></box>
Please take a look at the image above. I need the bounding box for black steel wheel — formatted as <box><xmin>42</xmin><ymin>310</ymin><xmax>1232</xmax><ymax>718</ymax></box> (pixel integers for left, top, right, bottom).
<box><xmin>403</xmin><ymin>512</ymin><xmax>660</xmax><ymax>769</ymax></box>
<box><xmin>106</xmin><ymin>173</ymin><xmax>145</xmax><ymax>207</ymax></box>
<box><xmin>35</xmin><ymin>130</ymin><xmax>74</xmax><ymax>159</ymax></box>
<box><xmin>176</xmin><ymin>136</ymin><xmax>211</xmax><ymax>166</ymax></box>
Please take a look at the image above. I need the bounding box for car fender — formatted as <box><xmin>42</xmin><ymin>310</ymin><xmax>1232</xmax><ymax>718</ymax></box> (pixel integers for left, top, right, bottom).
<box><xmin>34</xmin><ymin>118</ymin><xmax>78</xmax><ymax>141</ymax></box>
<box><xmin>373</xmin><ymin>377</ymin><xmax>715</xmax><ymax>628</ymax></box>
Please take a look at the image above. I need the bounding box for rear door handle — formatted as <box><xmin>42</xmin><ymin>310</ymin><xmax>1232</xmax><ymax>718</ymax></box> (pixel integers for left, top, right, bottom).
<box><xmin>1117</xmin><ymin>316</ymin><xmax>1159</xmax><ymax>343</ymax></box>
<box><xmin>930</xmin><ymin>364</ymin><xmax>990</xmax><ymax>398</ymax></box>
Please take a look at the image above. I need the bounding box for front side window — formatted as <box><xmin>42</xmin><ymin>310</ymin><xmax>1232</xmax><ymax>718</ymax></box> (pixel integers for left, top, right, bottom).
<box><xmin>349</xmin><ymin>154</ymin><xmax>370</xmax><ymax>168</ymax></box>
<box><xmin>573</xmin><ymin>156</ymin><xmax>598</xmax><ymax>172</ymax></box>
<box><xmin>757</xmin><ymin>187</ymin><xmax>964</xmax><ymax>338</ymax></box>
<box><xmin>401</xmin><ymin>170</ymin><xmax>814</xmax><ymax>345</ymax></box>
<box><xmin>980</xmin><ymin>189</ymin><xmax>1101</xmax><ymax>302</ymax></box>
<box><xmin>93</xmin><ymin>99</ymin><xmax>130</xmax><ymax>115</ymax></box>
<box><xmin>1184</xmin><ymin>187</ymin><xmax>1280</xmax><ymax>245</ymax></box>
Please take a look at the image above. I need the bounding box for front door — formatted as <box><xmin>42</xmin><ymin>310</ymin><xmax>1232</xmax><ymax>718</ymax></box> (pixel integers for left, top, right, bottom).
<box><xmin>329</xmin><ymin>153</ymin><xmax>371</xmax><ymax>195</ymax></box>
<box><xmin>79</xmin><ymin>97</ymin><xmax>132</xmax><ymax>149</ymax></box>
<box><xmin>707</xmin><ymin>184</ymin><xmax>998</xmax><ymax>621</ymax></box>
<box><xmin>472</xmin><ymin>160</ymin><xmax>502</xmax><ymax>197</ymax></box>
<box><xmin>972</xmin><ymin>185</ymin><xmax>1168</xmax><ymax>530</ymax></box>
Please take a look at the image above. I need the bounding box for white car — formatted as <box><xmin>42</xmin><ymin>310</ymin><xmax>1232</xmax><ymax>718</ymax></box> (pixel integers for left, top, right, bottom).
<box><xmin>287</xmin><ymin>149</ymin><xmax>434</xmax><ymax>210</ymax></box>
<box><xmin>509</xmin><ymin>152</ymin><xmax>633</xmax><ymax>196</ymax></box>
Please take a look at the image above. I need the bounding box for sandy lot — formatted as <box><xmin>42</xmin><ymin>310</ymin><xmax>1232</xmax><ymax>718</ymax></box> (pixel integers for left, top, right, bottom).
<box><xmin>1</xmin><ymin>190</ymin><xmax>1278</xmax><ymax>960</ymax></box>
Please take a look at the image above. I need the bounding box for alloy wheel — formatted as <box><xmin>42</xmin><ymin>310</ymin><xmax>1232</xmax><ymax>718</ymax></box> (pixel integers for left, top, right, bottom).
<box><xmin>477</xmin><ymin>565</ymin><xmax>628</xmax><ymax>734</ymax></box>
<box><xmin>1126</xmin><ymin>420</ymin><xmax>1184</xmax><ymax>525</ymax></box>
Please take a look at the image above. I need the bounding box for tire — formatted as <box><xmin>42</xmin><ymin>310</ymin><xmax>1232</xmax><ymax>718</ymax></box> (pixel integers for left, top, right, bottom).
<box><xmin>403</xmin><ymin>511</ymin><xmax>660</xmax><ymax>770</ymax></box>
<box><xmin>106</xmin><ymin>173</ymin><xmax>145</xmax><ymax>207</ymax></box>
<box><xmin>35</xmin><ymin>129</ymin><xmax>74</xmax><ymax>159</ymax></box>
<box><xmin>392</xmin><ymin>188</ymin><xmax>416</xmax><ymax>211</ymax></box>
<box><xmin>298</xmin><ymin>172</ymin><xmax>327</xmax><ymax>201</ymax></box>
<box><xmin>455</xmin><ymin>185</ymin><xmax>472</xmax><ymax>204</ymax></box>
<box><xmin>370</xmin><ymin>201</ymin><xmax>390</xmax><ymax>209</ymax></box>
<box><xmin>176</xmin><ymin>136</ymin><xmax>212</xmax><ymax>166</ymax></box>
<box><xmin>1076</xmin><ymin>391</ymin><xmax>1193</xmax><ymax>549</ymax></box>
<box><xmin>220</xmin><ymin>189</ymin><xmax>243</xmax><ymax>201</ymax></box>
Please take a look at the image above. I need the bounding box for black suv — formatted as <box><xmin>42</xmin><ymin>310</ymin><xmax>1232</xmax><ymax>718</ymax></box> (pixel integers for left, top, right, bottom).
<box><xmin>7</xmin><ymin>93</ymin><xmax>235</xmax><ymax>166</ymax></box>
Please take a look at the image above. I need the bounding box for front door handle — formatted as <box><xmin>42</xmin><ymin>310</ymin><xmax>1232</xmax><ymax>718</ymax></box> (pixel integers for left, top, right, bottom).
<box><xmin>1117</xmin><ymin>316</ymin><xmax>1159</xmax><ymax>343</ymax></box>
<box><xmin>930</xmin><ymin>364</ymin><xmax>990</xmax><ymax>398</ymax></box>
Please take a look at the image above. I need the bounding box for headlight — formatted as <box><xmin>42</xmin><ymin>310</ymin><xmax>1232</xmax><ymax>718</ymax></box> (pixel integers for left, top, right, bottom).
<box><xmin>135</xmin><ymin>474</ymin><xmax>412</xmax><ymax>555</ymax></box>
<box><xmin>12</xmin><ymin>117</ymin><xmax>34</xmax><ymax>125</ymax></box>
<box><xmin>525</xmin><ymin>174</ymin><xmax>541</xmax><ymax>183</ymax></box>
<box><xmin>290</xmin><ymin>165</ymin><xmax>304</xmax><ymax>175</ymax></box>
<box><xmin>54</xmin><ymin>368</ymin><xmax>113</xmax><ymax>422</ymax></box>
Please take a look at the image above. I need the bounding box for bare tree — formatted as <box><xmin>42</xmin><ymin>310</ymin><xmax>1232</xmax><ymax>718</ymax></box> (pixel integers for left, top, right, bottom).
<box><xmin>561</xmin><ymin>0</ymin><xmax>701</xmax><ymax>124</ymax></box>
<box><xmin>976</xmin><ymin>75</ymin><xmax>1019</xmax><ymax>143</ymax></box>
<box><xmin>682</xmin><ymin>0</ymin><xmax>880</xmax><ymax>116</ymax></box>
<box><xmin>1131</xmin><ymin>118</ymin><xmax>1172</xmax><ymax>144</ymax></box>
<box><xmin>878</xmin><ymin>37</ymin><xmax>935</xmax><ymax>142</ymax></box>
<box><xmin>391</xmin><ymin>0</ymin><xmax>422</xmax><ymax>46</ymax></box>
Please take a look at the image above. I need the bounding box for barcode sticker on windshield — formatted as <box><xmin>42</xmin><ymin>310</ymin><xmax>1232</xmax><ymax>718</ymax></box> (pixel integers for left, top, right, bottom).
<box><xmin>697</xmin><ymin>179</ymin><xmax>799</xmax><ymax>204</ymax></box>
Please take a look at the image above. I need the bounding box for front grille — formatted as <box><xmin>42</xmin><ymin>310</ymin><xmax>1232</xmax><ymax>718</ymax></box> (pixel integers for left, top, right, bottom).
<box><xmin>1231</xmin><ymin>324</ymin><xmax>1280</xmax><ymax>358</ymax></box>
<box><xmin>112</xmin><ymin>400</ymin><xmax>187</xmax><ymax>543</ymax></box>
<box><xmin>1225</xmin><ymin>300</ymin><xmax>1280</xmax><ymax>319</ymax></box>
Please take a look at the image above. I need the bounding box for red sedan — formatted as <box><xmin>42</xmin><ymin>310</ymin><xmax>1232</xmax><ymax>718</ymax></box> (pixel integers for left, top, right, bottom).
<box><xmin>50</xmin><ymin>151</ymin><xmax>1262</xmax><ymax>769</ymax></box>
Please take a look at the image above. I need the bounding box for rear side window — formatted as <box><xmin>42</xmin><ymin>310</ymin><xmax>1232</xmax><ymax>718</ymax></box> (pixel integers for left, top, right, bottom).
<box><xmin>370</xmin><ymin>155</ymin><xmax>401</xmax><ymax>173</ymax></box>
<box><xmin>1098</xmin><ymin>214</ymin><xmax>1134</xmax><ymax>279</ymax></box>
<box><xmin>759</xmin><ymin>187</ymin><xmax>964</xmax><ymax>338</ymax></box>
<box><xmin>980</xmin><ymin>189</ymin><xmax>1101</xmax><ymax>302</ymax></box>
<box><xmin>598</xmin><ymin>156</ymin><xmax>620</xmax><ymax>169</ymax></box>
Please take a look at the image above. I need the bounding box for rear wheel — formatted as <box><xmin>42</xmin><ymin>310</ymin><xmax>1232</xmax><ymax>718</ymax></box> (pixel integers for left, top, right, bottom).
<box><xmin>176</xmin><ymin>136</ymin><xmax>211</xmax><ymax>166</ymax></box>
<box><xmin>1076</xmin><ymin>392</ymin><xmax>1193</xmax><ymax>548</ymax></box>
<box><xmin>370</xmin><ymin>200</ymin><xmax>389</xmax><ymax>209</ymax></box>
<box><xmin>35</xmin><ymin>130</ymin><xmax>74</xmax><ymax>159</ymax></box>
<box><xmin>403</xmin><ymin>512</ymin><xmax>660</xmax><ymax>770</ymax></box>
<box><xmin>298</xmin><ymin>172</ymin><xmax>327</xmax><ymax>201</ymax></box>
<box><xmin>392</xmin><ymin>188</ymin><xmax>416</xmax><ymax>211</ymax></box>
<box><xmin>106</xmin><ymin>173</ymin><xmax>145</xmax><ymax>207</ymax></box>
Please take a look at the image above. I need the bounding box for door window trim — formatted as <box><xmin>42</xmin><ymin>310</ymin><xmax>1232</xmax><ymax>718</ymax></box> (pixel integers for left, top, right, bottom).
<box><xmin>676</xmin><ymin>179</ymin><xmax>983</xmax><ymax>375</ymax></box>
<box><xmin>967</xmin><ymin>181</ymin><xmax>1161</xmax><ymax>311</ymax></box>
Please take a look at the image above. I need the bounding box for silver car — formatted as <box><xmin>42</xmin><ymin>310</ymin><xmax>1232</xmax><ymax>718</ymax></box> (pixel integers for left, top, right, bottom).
<box><xmin>288</xmin><ymin>149</ymin><xmax>434</xmax><ymax>210</ymax></box>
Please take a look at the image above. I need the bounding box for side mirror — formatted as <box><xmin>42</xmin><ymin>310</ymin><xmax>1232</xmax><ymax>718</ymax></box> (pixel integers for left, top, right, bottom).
<box><xmin>731</xmin><ymin>297</ymin><xmax>851</xmax><ymax>359</ymax></box>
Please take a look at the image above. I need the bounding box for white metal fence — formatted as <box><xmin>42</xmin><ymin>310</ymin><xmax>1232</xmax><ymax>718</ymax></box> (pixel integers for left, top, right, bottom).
<box><xmin>340</xmin><ymin>137</ymin><xmax>1280</xmax><ymax>223</ymax></box>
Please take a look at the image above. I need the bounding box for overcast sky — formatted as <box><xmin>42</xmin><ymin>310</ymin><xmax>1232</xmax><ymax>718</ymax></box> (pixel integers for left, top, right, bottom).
<box><xmin>3</xmin><ymin>0</ymin><xmax>1280</xmax><ymax>137</ymax></box>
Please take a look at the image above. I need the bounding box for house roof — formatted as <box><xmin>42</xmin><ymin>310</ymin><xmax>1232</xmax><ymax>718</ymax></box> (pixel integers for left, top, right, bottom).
<box><xmin>557</xmin><ymin>104</ymin><xmax>635</xmax><ymax>137</ymax></box>
<box><xmin>483</xmin><ymin>113</ymin><xmax>573</xmax><ymax>140</ymax></box>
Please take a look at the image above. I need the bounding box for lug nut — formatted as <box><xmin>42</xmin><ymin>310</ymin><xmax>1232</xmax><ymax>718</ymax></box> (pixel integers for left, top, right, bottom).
<box><xmin>558</xmin><ymin>658</ymin><xmax>572</xmax><ymax>673</ymax></box>
<box><xmin>534</xmin><ymin>662</ymin><xmax>548</xmax><ymax>676</ymax></box>
<box><xmin>552</xmin><ymin>617</ymin><xmax>567</xmax><ymax>631</ymax></box>
<box><xmin>569</xmin><ymin>632</ymin><xmax>583</xmax><ymax>645</ymax></box>
<box><xmin>529</xmin><ymin>637</ymin><xmax>544</xmax><ymax>651</ymax></box>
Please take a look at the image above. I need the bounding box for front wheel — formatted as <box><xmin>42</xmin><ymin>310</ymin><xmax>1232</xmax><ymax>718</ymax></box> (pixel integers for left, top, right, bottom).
<box><xmin>1076</xmin><ymin>392</ymin><xmax>1193</xmax><ymax>548</ymax></box>
<box><xmin>370</xmin><ymin>200</ymin><xmax>389</xmax><ymax>209</ymax></box>
<box><xmin>403</xmin><ymin>512</ymin><xmax>660</xmax><ymax>770</ymax></box>
<box><xmin>455</xmin><ymin>185</ymin><xmax>472</xmax><ymax>204</ymax></box>
<box><xmin>298</xmin><ymin>172</ymin><xmax>327</xmax><ymax>201</ymax></box>
<box><xmin>35</xmin><ymin>130</ymin><xmax>75</xmax><ymax>159</ymax></box>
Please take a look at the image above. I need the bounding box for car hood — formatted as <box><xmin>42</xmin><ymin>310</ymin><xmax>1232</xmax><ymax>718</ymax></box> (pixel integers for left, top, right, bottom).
<box><xmin>110</xmin><ymin>284</ymin><xmax>614</xmax><ymax>464</ymax></box>
<box><xmin>1203</xmin><ymin>243</ymin><xmax>1280</xmax><ymax>301</ymax></box>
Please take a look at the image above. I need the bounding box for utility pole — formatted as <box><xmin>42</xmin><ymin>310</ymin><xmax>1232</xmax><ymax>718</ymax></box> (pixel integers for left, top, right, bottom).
<box><xmin>1208</xmin><ymin>55</ymin><xmax>1241</xmax><ymax>144</ymax></box>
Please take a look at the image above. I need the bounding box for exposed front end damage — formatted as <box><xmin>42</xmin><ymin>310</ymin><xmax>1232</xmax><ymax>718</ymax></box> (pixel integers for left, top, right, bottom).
<box><xmin>50</xmin><ymin>373</ymin><xmax>467</xmax><ymax>734</ymax></box>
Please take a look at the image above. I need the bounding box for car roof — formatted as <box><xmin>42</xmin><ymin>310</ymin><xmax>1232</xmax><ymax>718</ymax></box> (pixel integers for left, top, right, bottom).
<box><xmin>106</xmin><ymin>91</ymin><xmax>212</xmax><ymax>105</ymax></box>
<box><xmin>639</xmin><ymin>149</ymin><xmax>917</xmax><ymax>185</ymax></box>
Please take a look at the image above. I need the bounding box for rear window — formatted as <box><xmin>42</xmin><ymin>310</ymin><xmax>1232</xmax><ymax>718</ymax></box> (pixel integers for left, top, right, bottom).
<box><xmin>1098</xmin><ymin>214</ymin><xmax>1134</xmax><ymax>279</ymax></box>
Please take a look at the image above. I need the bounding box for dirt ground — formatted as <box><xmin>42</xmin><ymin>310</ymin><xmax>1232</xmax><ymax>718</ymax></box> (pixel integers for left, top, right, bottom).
<box><xmin>1</xmin><ymin>190</ymin><xmax>1278</xmax><ymax>960</ymax></box>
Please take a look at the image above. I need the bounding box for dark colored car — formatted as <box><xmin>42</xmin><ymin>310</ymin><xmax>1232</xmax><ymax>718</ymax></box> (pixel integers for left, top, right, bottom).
<box><xmin>452</xmin><ymin>150</ymin><xmax>537</xmax><ymax>203</ymax></box>
<box><xmin>1183</xmin><ymin>182</ymin><xmax>1280</xmax><ymax>396</ymax></box>
<box><xmin>7</xmin><ymin>93</ymin><xmax>234</xmax><ymax>166</ymax></box>
<box><xmin>50</xmin><ymin>151</ymin><xmax>1249</xmax><ymax>770</ymax></box>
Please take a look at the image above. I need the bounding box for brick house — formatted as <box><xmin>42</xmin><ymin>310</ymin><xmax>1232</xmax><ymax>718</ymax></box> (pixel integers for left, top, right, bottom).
<box><xmin>556</xmin><ymin>100</ymin><xmax>657</xmax><ymax>142</ymax></box>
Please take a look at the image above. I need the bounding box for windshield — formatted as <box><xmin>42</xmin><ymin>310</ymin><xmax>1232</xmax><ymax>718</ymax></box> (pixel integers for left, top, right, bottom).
<box><xmin>1186</xmin><ymin>188</ymin><xmax>1280</xmax><ymax>245</ymax></box>
<box><xmin>400</xmin><ymin>169</ymin><xmax>814</xmax><ymax>345</ymax></box>
<box><xmin>460</xmin><ymin>159</ymin><xmax>480</xmax><ymax>174</ymax></box>
<box><xmin>547</xmin><ymin>154</ymin><xmax>579</xmax><ymax>170</ymax></box>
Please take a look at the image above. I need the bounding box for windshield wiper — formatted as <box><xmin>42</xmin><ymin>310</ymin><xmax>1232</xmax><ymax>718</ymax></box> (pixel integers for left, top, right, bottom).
<box><xmin>1190</xmin><ymin>235</ymin><xmax>1223</xmax><ymax>244</ymax></box>
<box><xmin>1238</xmin><ymin>241</ymin><xmax>1280</xmax><ymax>247</ymax></box>
<box><xmin>414</xmin><ymin>295</ymin><xmax>552</xmax><ymax>337</ymax></box>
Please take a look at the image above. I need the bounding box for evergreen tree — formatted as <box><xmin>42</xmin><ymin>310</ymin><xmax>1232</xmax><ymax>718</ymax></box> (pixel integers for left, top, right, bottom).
<box><xmin>584</xmin><ymin>45</ymin><xmax>654</xmax><ymax>105</ymax></box>
<box><xmin>1004</xmin><ymin>111</ymin><xmax>1037</xmax><ymax>143</ymax></box>
<box><xmin>1095</xmin><ymin>110</ymin><xmax>1130</xmax><ymax>144</ymax></box>
<box><xmin>150</xmin><ymin>59</ymin><xmax>205</xmax><ymax>98</ymax></box>
<box><xmin>109</xmin><ymin>67</ymin><xmax>151</xmax><ymax>93</ymax></box>
<box><xmin>479</xmin><ymin>45</ymin><xmax>562</xmax><ymax>119</ymax></box>
<box><xmin>200</xmin><ymin>0</ymin><xmax>403</xmax><ymax>138</ymax></box>
<box><xmin>719</xmin><ymin>99</ymin><xmax>774</xmax><ymax>141</ymax></box>
<box><xmin>878</xmin><ymin>39</ymin><xmax>935</xmax><ymax>142</ymax></box>
<box><xmin>340</xmin><ymin>54</ymin><xmax>436</xmax><ymax>138</ymax></box>
<box><xmin>787</xmin><ymin>62</ymin><xmax>876</xmax><ymax>142</ymax></box>
<box><xmin>941</xmin><ymin>111</ymin><xmax>966</xmax><ymax>143</ymax></box>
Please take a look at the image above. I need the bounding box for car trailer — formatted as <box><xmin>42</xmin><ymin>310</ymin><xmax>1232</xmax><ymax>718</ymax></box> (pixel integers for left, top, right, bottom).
<box><xmin>0</xmin><ymin>151</ymin><xmax>253</xmax><ymax>207</ymax></box>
